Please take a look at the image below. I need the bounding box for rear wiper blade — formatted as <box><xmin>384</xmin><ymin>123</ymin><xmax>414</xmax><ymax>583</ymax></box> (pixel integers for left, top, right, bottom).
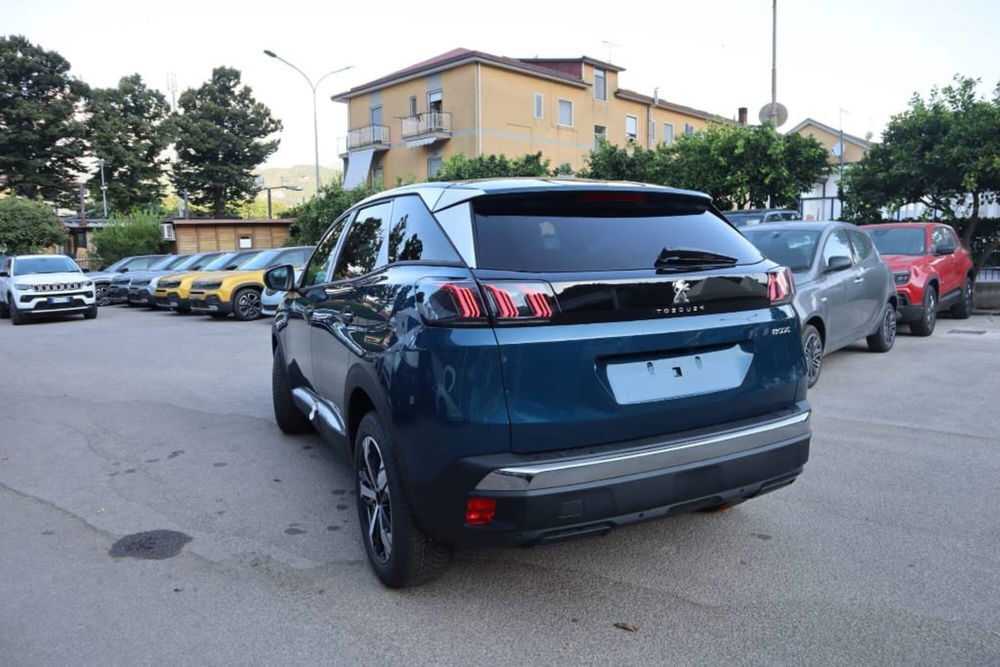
<box><xmin>654</xmin><ymin>248</ymin><xmax>738</xmax><ymax>270</ymax></box>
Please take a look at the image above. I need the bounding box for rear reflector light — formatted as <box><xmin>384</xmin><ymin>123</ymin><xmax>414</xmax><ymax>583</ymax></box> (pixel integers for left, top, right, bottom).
<box><xmin>465</xmin><ymin>497</ymin><xmax>496</xmax><ymax>525</ymax></box>
<box><xmin>767</xmin><ymin>267</ymin><xmax>795</xmax><ymax>305</ymax></box>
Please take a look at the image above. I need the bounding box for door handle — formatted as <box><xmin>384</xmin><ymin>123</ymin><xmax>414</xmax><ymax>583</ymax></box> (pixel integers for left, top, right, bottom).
<box><xmin>853</xmin><ymin>276</ymin><xmax>864</xmax><ymax>283</ymax></box>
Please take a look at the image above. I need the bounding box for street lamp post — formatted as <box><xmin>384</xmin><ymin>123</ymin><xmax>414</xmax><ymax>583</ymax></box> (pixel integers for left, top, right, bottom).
<box><xmin>98</xmin><ymin>159</ymin><xmax>108</xmax><ymax>218</ymax></box>
<box><xmin>257</xmin><ymin>184</ymin><xmax>303</xmax><ymax>219</ymax></box>
<box><xmin>263</xmin><ymin>50</ymin><xmax>352</xmax><ymax>195</ymax></box>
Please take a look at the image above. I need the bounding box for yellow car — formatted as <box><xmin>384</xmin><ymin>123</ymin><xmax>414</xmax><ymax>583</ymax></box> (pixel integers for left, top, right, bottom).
<box><xmin>189</xmin><ymin>246</ymin><xmax>313</xmax><ymax>320</ymax></box>
<box><xmin>154</xmin><ymin>250</ymin><xmax>262</xmax><ymax>313</ymax></box>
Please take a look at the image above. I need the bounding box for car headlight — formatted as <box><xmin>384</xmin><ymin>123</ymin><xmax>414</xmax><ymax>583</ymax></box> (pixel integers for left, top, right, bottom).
<box><xmin>82</xmin><ymin>280</ymin><xmax>93</xmax><ymax>287</ymax></box>
<box><xmin>14</xmin><ymin>283</ymin><xmax>33</xmax><ymax>291</ymax></box>
<box><xmin>893</xmin><ymin>270</ymin><xmax>911</xmax><ymax>285</ymax></box>
<box><xmin>195</xmin><ymin>281</ymin><xmax>223</xmax><ymax>290</ymax></box>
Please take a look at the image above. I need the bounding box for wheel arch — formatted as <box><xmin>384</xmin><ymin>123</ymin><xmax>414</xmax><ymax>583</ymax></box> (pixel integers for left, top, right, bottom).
<box><xmin>804</xmin><ymin>315</ymin><xmax>826</xmax><ymax>345</ymax></box>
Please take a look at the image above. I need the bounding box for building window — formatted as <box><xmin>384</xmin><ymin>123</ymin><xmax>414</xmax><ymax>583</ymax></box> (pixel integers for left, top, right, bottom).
<box><xmin>408</xmin><ymin>96</ymin><xmax>417</xmax><ymax>117</ymax></box>
<box><xmin>427</xmin><ymin>90</ymin><xmax>443</xmax><ymax>113</ymax></box>
<box><xmin>372</xmin><ymin>166</ymin><xmax>384</xmax><ymax>188</ymax></box>
<box><xmin>427</xmin><ymin>156</ymin><xmax>443</xmax><ymax>178</ymax></box>
<box><xmin>625</xmin><ymin>115</ymin><xmax>638</xmax><ymax>142</ymax></box>
<box><xmin>648</xmin><ymin>119</ymin><xmax>655</xmax><ymax>146</ymax></box>
<box><xmin>558</xmin><ymin>99</ymin><xmax>573</xmax><ymax>127</ymax></box>
<box><xmin>533</xmin><ymin>93</ymin><xmax>543</xmax><ymax>119</ymax></box>
<box><xmin>594</xmin><ymin>125</ymin><xmax>606</xmax><ymax>151</ymax></box>
<box><xmin>370</xmin><ymin>105</ymin><xmax>383</xmax><ymax>126</ymax></box>
<box><xmin>662</xmin><ymin>123</ymin><xmax>674</xmax><ymax>145</ymax></box>
<box><xmin>594</xmin><ymin>68</ymin><xmax>607</xmax><ymax>101</ymax></box>
<box><xmin>684</xmin><ymin>123</ymin><xmax>694</xmax><ymax>135</ymax></box>
<box><xmin>239</xmin><ymin>235</ymin><xmax>253</xmax><ymax>249</ymax></box>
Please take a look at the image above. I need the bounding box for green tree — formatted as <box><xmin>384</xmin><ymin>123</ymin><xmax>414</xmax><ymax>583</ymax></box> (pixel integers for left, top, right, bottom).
<box><xmin>170</xmin><ymin>67</ymin><xmax>282</xmax><ymax>217</ymax></box>
<box><xmin>430</xmin><ymin>151</ymin><xmax>555</xmax><ymax>181</ymax></box>
<box><xmin>581</xmin><ymin>141</ymin><xmax>668</xmax><ymax>183</ymax></box>
<box><xmin>89</xmin><ymin>210</ymin><xmax>164</xmax><ymax>268</ymax></box>
<box><xmin>840</xmin><ymin>75</ymin><xmax>1000</xmax><ymax>269</ymax></box>
<box><xmin>286</xmin><ymin>179</ymin><xmax>378</xmax><ymax>246</ymax></box>
<box><xmin>0</xmin><ymin>197</ymin><xmax>65</xmax><ymax>254</ymax></box>
<box><xmin>86</xmin><ymin>74</ymin><xmax>172</xmax><ymax>213</ymax></box>
<box><xmin>0</xmin><ymin>35</ymin><xmax>88</xmax><ymax>207</ymax></box>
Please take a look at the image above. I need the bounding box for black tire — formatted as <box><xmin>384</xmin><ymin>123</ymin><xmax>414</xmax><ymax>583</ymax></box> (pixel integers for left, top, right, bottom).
<box><xmin>0</xmin><ymin>297</ymin><xmax>9</xmax><ymax>319</ymax></box>
<box><xmin>10</xmin><ymin>299</ymin><xmax>27</xmax><ymax>326</ymax></box>
<box><xmin>802</xmin><ymin>324</ymin><xmax>823</xmax><ymax>388</ymax></box>
<box><xmin>354</xmin><ymin>411</ymin><xmax>451</xmax><ymax>588</ymax></box>
<box><xmin>209</xmin><ymin>312</ymin><xmax>229</xmax><ymax>319</ymax></box>
<box><xmin>910</xmin><ymin>286</ymin><xmax>937</xmax><ymax>336</ymax></box>
<box><xmin>950</xmin><ymin>276</ymin><xmax>974</xmax><ymax>319</ymax></box>
<box><xmin>83</xmin><ymin>306</ymin><xmax>98</xmax><ymax>320</ymax></box>
<box><xmin>866</xmin><ymin>302</ymin><xmax>896</xmax><ymax>352</ymax></box>
<box><xmin>232</xmin><ymin>287</ymin><xmax>262</xmax><ymax>321</ymax></box>
<box><xmin>95</xmin><ymin>284</ymin><xmax>110</xmax><ymax>307</ymax></box>
<box><xmin>272</xmin><ymin>346</ymin><xmax>312</xmax><ymax>434</ymax></box>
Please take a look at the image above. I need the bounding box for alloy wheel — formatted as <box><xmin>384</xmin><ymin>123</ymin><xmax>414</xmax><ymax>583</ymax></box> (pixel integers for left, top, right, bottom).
<box><xmin>883</xmin><ymin>307</ymin><xmax>896</xmax><ymax>346</ymax></box>
<box><xmin>925</xmin><ymin>292</ymin><xmax>936</xmax><ymax>330</ymax></box>
<box><xmin>804</xmin><ymin>332</ymin><xmax>823</xmax><ymax>385</ymax></box>
<box><xmin>237</xmin><ymin>290</ymin><xmax>261</xmax><ymax>319</ymax></box>
<box><xmin>96</xmin><ymin>285</ymin><xmax>110</xmax><ymax>307</ymax></box>
<box><xmin>963</xmin><ymin>280</ymin><xmax>973</xmax><ymax>310</ymax></box>
<box><xmin>358</xmin><ymin>435</ymin><xmax>392</xmax><ymax>564</ymax></box>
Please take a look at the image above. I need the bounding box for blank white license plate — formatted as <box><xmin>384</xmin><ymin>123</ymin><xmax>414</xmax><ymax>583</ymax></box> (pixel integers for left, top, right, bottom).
<box><xmin>605</xmin><ymin>345</ymin><xmax>753</xmax><ymax>404</ymax></box>
<box><xmin>49</xmin><ymin>296</ymin><xmax>72</xmax><ymax>304</ymax></box>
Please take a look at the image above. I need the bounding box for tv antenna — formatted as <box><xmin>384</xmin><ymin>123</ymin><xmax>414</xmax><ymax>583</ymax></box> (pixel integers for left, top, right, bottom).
<box><xmin>601</xmin><ymin>40</ymin><xmax>620</xmax><ymax>64</ymax></box>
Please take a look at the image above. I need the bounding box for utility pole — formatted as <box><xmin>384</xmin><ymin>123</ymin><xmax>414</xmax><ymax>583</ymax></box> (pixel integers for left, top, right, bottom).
<box><xmin>98</xmin><ymin>159</ymin><xmax>108</xmax><ymax>218</ymax></box>
<box><xmin>770</xmin><ymin>0</ymin><xmax>778</xmax><ymax>124</ymax></box>
<box><xmin>256</xmin><ymin>185</ymin><xmax>302</xmax><ymax>219</ymax></box>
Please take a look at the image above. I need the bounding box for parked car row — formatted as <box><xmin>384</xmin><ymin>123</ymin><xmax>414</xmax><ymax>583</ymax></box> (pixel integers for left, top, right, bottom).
<box><xmin>98</xmin><ymin>246</ymin><xmax>314</xmax><ymax>321</ymax></box>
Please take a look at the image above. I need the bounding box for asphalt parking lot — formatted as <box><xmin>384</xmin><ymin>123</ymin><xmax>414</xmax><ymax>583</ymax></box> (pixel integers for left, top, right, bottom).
<box><xmin>2</xmin><ymin>306</ymin><xmax>999</xmax><ymax>665</ymax></box>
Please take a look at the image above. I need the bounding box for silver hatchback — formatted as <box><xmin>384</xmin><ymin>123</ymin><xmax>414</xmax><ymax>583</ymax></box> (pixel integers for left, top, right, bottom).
<box><xmin>743</xmin><ymin>221</ymin><xmax>897</xmax><ymax>387</ymax></box>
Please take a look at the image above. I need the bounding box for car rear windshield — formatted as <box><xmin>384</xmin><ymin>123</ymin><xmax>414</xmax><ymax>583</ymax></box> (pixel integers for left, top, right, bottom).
<box><xmin>471</xmin><ymin>192</ymin><xmax>763</xmax><ymax>272</ymax></box>
<box><xmin>742</xmin><ymin>229</ymin><xmax>821</xmax><ymax>272</ymax></box>
<box><xmin>865</xmin><ymin>227</ymin><xmax>925</xmax><ymax>255</ymax></box>
<box><xmin>724</xmin><ymin>213</ymin><xmax>763</xmax><ymax>227</ymax></box>
<box><xmin>14</xmin><ymin>256</ymin><xmax>81</xmax><ymax>275</ymax></box>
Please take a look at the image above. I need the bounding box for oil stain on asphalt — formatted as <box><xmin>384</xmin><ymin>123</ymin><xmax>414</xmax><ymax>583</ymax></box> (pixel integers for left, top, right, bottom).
<box><xmin>109</xmin><ymin>530</ymin><xmax>192</xmax><ymax>559</ymax></box>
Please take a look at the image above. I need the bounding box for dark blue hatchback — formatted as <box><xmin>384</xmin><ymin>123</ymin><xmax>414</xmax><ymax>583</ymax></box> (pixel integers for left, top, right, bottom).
<box><xmin>266</xmin><ymin>179</ymin><xmax>811</xmax><ymax>588</ymax></box>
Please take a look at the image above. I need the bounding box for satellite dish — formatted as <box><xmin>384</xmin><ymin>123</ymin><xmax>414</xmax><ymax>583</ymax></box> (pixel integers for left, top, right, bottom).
<box><xmin>758</xmin><ymin>102</ymin><xmax>788</xmax><ymax>127</ymax></box>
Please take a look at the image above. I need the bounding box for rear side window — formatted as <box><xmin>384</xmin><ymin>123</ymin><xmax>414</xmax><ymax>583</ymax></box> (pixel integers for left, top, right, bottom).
<box><xmin>387</xmin><ymin>196</ymin><xmax>461</xmax><ymax>264</ymax></box>
<box><xmin>849</xmin><ymin>230</ymin><xmax>874</xmax><ymax>260</ymax></box>
<box><xmin>472</xmin><ymin>192</ymin><xmax>763</xmax><ymax>272</ymax></box>
<box><xmin>334</xmin><ymin>202</ymin><xmax>390</xmax><ymax>280</ymax></box>
<box><xmin>821</xmin><ymin>230</ymin><xmax>855</xmax><ymax>267</ymax></box>
<box><xmin>743</xmin><ymin>229</ymin><xmax>820</xmax><ymax>271</ymax></box>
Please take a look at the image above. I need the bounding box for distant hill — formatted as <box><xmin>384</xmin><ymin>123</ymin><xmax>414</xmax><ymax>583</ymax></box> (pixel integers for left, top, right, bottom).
<box><xmin>254</xmin><ymin>165</ymin><xmax>341</xmax><ymax>206</ymax></box>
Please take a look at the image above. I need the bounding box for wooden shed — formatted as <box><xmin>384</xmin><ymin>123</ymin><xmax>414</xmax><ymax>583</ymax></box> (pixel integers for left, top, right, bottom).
<box><xmin>166</xmin><ymin>218</ymin><xmax>294</xmax><ymax>253</ymax></box>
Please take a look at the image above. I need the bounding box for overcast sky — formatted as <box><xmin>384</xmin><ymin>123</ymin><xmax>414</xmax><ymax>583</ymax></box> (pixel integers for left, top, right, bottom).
<box><xmin>6</xmin><ymin>0</ymin><xmax>999</xmax><ymax>170</ymax></box>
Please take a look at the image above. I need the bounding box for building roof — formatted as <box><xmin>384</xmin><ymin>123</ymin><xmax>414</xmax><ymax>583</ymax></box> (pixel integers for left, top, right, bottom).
<box><xmin>518</xmin><ymin>56</ymin><xmax>625</xmax><ymax>73</ymax></box>
<box><xmin>168</xmin><ymin>218</ymin><xmax>293</xmax><ymax>226</ymax></box>
<box><xmin>788</xmin><ymin>118</ymin><xmax>874</xmax><ymax>149</ymax></box>
<box><xmin>615</xmin><ymin>88</ymin><xmax>730</xmax><ymax>123</ymax></box>
<box><xmin>331</xmin><ymin>48</ymin><xmax>592</xmax><ymax>101</ymax></box>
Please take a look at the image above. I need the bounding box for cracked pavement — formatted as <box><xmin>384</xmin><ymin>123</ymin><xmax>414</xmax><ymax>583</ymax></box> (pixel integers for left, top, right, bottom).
<box><xmin>2</xmin><ymin>307</ymin><xmax>999</xmax><ymax>664</ymax></box>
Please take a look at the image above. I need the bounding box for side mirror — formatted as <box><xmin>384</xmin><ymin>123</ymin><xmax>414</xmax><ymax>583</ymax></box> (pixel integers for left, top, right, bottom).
<box><xmin>82</xmin><ymin>268</ymin><xmax>91</xmax><ymax>273</ymax></box>
<box><xmin>0</xmin><ymin>271</ymin><xmax>8</xmax><ymax>278</ymax></box>
<box><xmin>935</xmin><ymin>245</ymin><xmax>956</xmax><ymax>256</ymax></box>
<box><xmin>824</xmin><ymin>255</ymin><xmax>852</xmax><ymax>273</ymax></box>
<box><xmin>264</xmin><ymin>264</ymin><xmax>295</xmax><ymax>292</ymax></box>
<box><xmin>121</xmin><ymin>267</ymin><xmax>129</xmax><ymax>273</ymax></box>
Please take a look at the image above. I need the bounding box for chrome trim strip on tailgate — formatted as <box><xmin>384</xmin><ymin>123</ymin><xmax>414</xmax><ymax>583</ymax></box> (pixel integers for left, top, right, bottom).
<box><xmin>475</xmin><ymin>409</ymin><xmax>810</xmax><ymax>492</ymax></box>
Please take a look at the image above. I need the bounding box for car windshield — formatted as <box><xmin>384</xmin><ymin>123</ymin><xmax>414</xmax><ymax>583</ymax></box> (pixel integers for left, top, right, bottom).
<box><xmin>742</xmin><ymin>229</ymin><xmax>821</xmax><ymax>272</ymax></box>
<box><xmin>150</xmin><ymin>255</ymin><xmax>185</xmax><ymax>270</ymax></box>
<box><xmin>103</xmin><ymin>257</ymin><xmax>132</xmax><ymax>272</ymax></box>
<box><xmin>202</xmin><ymin>253</ymin><xmax>240</xmax><ymax>271</ymax></box>
<box><xmin>725</xmin><ymin>213</ymin><xmax>764</xmax><ymax>228</ymax></box>
<box><xmin>472</xmin><ymin>192</ymin><xmax>763</xmax><ymax>272</ymax></box>
<box><xmin>239</xmin><ymin>249</ymin><xmax>284</xmax><ymax>270</ymax></box>
<box><xmin>865</xmin><ymin>227</ymin><xmax>926</xmax><ymax>255</ymax></box>
<box><xmin>13</xmin><ymin>256</ymin><xmax>82</xmax><ymax>276</ymax></box>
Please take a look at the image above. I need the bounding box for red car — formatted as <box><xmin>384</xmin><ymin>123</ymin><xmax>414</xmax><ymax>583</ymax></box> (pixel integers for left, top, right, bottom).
<box><xmin>863</xmin><ymin>223</ymin><xmax>975</xmax><ymax>336</ymax></box>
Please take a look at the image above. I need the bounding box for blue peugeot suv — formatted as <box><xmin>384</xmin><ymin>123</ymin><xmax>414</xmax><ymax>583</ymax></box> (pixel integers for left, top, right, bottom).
<box><xmin>265</xmin><ymin>179</ymin><xmax>811</xmax><ymax>588</ymax></box>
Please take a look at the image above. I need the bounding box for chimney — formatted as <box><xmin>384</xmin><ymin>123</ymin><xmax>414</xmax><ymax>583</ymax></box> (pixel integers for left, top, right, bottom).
<box><xmin>738</xmin><ymin>107</ymin><xmax>748</xmax><ymax>125</ymax></box>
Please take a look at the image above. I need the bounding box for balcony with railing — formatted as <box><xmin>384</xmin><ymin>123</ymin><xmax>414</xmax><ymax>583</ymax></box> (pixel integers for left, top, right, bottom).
<box><xmin>338</xmin><ymin>124</ymin><xmax>390</xmax><ymax>155</ymax></box>
<box><xmin>400</xmin><ymin>111</ymin><xmax>452</xmax><ymax>147</ymax></box>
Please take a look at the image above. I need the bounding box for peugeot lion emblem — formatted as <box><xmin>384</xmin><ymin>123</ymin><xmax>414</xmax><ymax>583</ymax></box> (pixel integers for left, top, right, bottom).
<box><xmin>673</xmin><ymin>280</ymin><xmax>691</xmax><ymax>304</ymax></box>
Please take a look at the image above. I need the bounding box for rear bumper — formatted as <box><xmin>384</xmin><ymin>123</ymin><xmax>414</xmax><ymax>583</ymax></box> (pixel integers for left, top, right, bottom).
<box><xmin>412</xmin><ymin>402</ymin><xmax>811</xmax><ymax>547</ymax></box>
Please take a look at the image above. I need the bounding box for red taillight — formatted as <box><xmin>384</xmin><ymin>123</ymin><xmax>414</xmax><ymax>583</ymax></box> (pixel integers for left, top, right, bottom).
<box><xmin>442</xmin><ymin>283</ymin><xmax>482</xmax><ymax>319</ymax></box>
<box><xmin>480</xmin><ymin>281</ymin><xmax>557</xmax><ymax>322</ymax></box>
<box><xmin>417</xmin><ymin>279</ymin><xmax>488</xmax><ymax>325</ymax></box>
<box><xmin>465</xmin><ymin>497</ymin><xmax>496</xmax><ymax>525</ymax></box>
<box><xmin>767</xmin><ymin>267</ymin><xmax>795</xmax><ymax>305</ymax></box>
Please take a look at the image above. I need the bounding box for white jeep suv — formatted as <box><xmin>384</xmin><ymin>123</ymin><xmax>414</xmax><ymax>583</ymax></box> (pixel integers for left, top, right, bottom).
<box><xmin>0</xmin><ymin>254</ymin><xmax>97</xmax><ymax>325</ymax></box>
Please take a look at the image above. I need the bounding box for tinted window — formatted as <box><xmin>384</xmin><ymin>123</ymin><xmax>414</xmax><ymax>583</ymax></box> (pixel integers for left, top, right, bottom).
<box><xmin>13</xmin><ymin>256</ymin><xmax>81</xmax><ymax>275</ymax></box>
<box><xmin>742</xmin><ymin>229</ymin><xmax>820</xmax><ymax>271</ymax></box>
<box><xmin>303</xmin><ymin>218</ymin><xmax>349</xmax><ymax>287</ymax></box>
<box><xmin>276</xmin><ymin>248</ymin><xmax>311</xmax><ymax>267</ymax></box>
<box><xmin>221</xmin><ymin>251</ymin><xmax>261</xmax><ymax>270</ymax></box>
<box><xmin>241</xmin><ymin>249</ymin><xmax>285</xmax><ymax>271</ymax></box>
<box><xmin>821</xmin><ymin>230</ymin><xmax>854</xmax><ymax>268</ymax></box>
<box><xmin>125</xmin><ymin>256</ymin><xmax>161</xmax><ymax>270</ymax></box>
<box><xmin>187</xmin><ymin>253</ymin><xmax>222</xmax><ymax>270</ymax></box>
<box><xmin>203</xmin><ymin>253</ymin><xmax>239</xmax><ymax>271</ymax></box>
<box><xmin>472</xmin><ymin>193</ymin><xmax>763</xmax><ymax>272</ymax></box>
<box><xmin>865</xmin><ymin>227</ymin><xmax>925</xmax><ymax>255</ymax></box>
<box><xmin>334</xmin><ymin>202</ymin><xmax>390</xmax><ymax>280</ymax></box>
<box><xmin>849</xmin><ymin>230</ymin><xmax>874</xmax><ymax>260</ymax></box>
<box><xmin>932</xmin><ymin>226</ymin><xmax>957</xmax><ymax>252</ymax></box>
<box><xmin>725</xmin><ymin>213</ymin><xmax>763</xmax><ymax>228</ymax></box>
<box><xmin>387</xmin><ymin>196</ymin><xmax>461</xmax><ymax>264</ymax></box>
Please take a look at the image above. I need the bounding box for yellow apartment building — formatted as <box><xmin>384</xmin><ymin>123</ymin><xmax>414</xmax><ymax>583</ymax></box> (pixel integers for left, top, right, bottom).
<box><xmin>789</xmin><ymin>118</ymin><xmax>873</xmax><ymax>220</ymax></box>
<box><xmin>331</xmin><ymin>48</ymin><xmax>736</xmax><ymax>187</ymax></box>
